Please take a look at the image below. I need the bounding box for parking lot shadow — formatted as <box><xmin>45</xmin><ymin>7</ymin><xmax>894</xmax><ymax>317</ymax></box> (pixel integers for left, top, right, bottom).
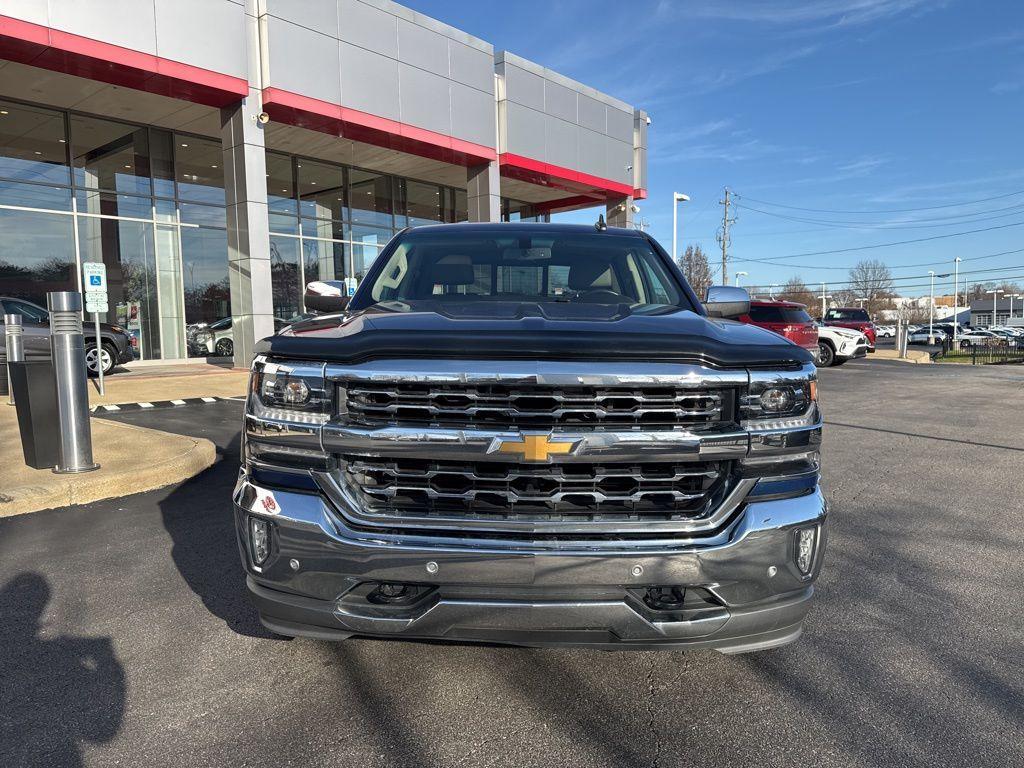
<box><xmin>0</xmin><ymin>573</ymin><xmax>125</xmax><ymax>768</ymax></box>
<box><xmin>158</xmin><ymin>429</ymin><xmax>274</xmax><ymax>639</ymax></box>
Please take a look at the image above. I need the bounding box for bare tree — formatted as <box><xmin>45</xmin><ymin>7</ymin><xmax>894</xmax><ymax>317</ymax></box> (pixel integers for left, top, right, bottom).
<box><xmin>777</xmin><ymin>276</ymin><xmax>816</xmax><ymax>309</ymax></box>
<box><xmin>679</xmin><ymin>244</ymin><xmax>713</xmax><ymax>299</ymax></box>
<box><xmin>848</xmin><ymin>259</ymin><xmax>894</xmax><ymax>316</ymax></box>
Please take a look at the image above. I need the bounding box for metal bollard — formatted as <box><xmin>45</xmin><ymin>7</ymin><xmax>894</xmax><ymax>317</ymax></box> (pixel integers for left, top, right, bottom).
<box><xmin>47</xmin><ymin>291</ymin><xmax>99</xmax><ymax>473</ymax></box>
<box><xmin>4</xmin><ymin>313</ymin><xmax>24</xmax><ymax>406</ymax></box>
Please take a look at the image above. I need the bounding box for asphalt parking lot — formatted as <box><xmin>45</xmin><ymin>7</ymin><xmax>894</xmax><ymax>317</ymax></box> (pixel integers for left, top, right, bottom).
<box><xmin>1</xmin><ymin>358</ymin><xmax>1022</xmax><ymax>767</ymax></box>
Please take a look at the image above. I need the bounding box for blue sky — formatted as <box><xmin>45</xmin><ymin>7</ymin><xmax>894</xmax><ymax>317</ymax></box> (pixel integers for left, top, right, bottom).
<box><xmin>403</xmin><ymin>0</ymin><xmax>1024</xmax><ymax>297</ymax></box>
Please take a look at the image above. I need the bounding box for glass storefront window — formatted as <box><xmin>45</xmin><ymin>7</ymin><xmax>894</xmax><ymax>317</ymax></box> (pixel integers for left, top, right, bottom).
<box><xmin>269</xmin><ymin>235</ymin><xmax>301</xmax><ymax>320</ymax></box>
<box><xmin>0</xmin><ymin>180</ymin><xmax>71</xmax><ymax>211</ymax></box>
<box><xmin>70</xmin><ymin>115</ymin><xmax>152</xmax><ymax>196</ymax></box>
<box><xmin>179</xmin><ymin>202</ymin><xmax>227</xmax><ymax>228</ymax></box>
<box><xmin>75</xmin><ymin>189</ymin><xmax>153</xmax><ymax>220</ymax></box>
<box><xmin>0</xmin><ymin>101</ymin><xmax>69</xmax><ymax>185</ymax></box>
<box><xmin>0</xmin><ymin>207</ymin><xmax>77</xmax><ymax>304</ymax></box>
<box><xmin>403</xmin><ymin>179</ymin><xmax>443</xmax><ymax>227</ymax></box>
<box><xmin>298</xmin><ymin>160</ymin><xmax>345</xmax><ymax>221</ymax></box>
<box><xmin>302</xmin><ymin>239</ymin><xmax>345</xmax><ymax>289</ymax></box>
<box><xmin>349</xmin><ymin>169</ymin><xmax>393</xmax><ymax>228</ymax></box>
<box><xmin>181</xmin><ymin>227</ymin><xmax>229</xmax><ymax>326</ymax></box>
<box><xmin>150</xmin><ymin>129</ymin><xmax>175</xmax><ymax>199</ymax></box>
<box><xmin>175</xmin><ymin>135</ymin><xmax>224</xmax><ymax>205</ymax></box>
<box><xmin>266</xmin><ymin>151</ymin><xmax>296</xmax><ymax>215</ymax></box>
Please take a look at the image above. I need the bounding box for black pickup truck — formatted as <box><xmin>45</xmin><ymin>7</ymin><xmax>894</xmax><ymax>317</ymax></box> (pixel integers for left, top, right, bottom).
<box><xmin>235</xmin><ymin>222</ymin><xmax>826</xmax><ymax>652</ymax></box>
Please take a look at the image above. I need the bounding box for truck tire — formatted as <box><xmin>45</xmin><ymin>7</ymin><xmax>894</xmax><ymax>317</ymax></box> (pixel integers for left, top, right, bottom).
<box><xmin>817</xmin><ymin>341</ymin><xmax>835</xmax><ymax>367</ymax></box>
<box><xmin>85</xmin><ymin>341</ymin><xmax>116</xmax><ymax>376</ymax></box>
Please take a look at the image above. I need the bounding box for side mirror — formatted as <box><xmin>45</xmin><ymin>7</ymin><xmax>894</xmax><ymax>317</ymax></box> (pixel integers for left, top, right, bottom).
<box><xmin>704</xmin><ymin>285</ymin><xmax>750</xmax><ymax>319</ymax></box>
<box><xmin>304</xmin><ymin>280</ymin><xmax>350</xmax><ymax>314</ymax></box>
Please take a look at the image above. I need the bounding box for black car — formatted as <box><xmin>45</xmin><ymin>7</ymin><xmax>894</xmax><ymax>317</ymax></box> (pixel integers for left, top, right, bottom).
<box><xmin>0</xmin><ymin>296</ymin><xmax>134</xmax><ymax>376</ymax></box>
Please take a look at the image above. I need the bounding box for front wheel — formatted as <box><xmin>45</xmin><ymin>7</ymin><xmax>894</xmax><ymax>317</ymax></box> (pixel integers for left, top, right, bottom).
<box><xmin>84</xmin><ymin>342</ymin><xmax>116</xmax><ymax>376</ymax></box>
<box><xmin>817</xmin><ymin>342</ymin><xmax>835</xmax><ymax>367</ymax></box>
<box><xmin>215</xmin><ymin>338</ymin><xmax>234</xmax><ymax>357</ymax></box>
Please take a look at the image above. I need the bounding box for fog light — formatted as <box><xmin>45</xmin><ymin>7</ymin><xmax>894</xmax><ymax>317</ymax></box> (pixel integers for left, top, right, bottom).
<box><xmin>795</xmin><ymin>527</ymin><xmax>817</xmax><ymax>575</ymax></box>
<box><xmin>250</xmin><ymin>516</ymin><xmax>270</xmax><ymax>565</ymax></box>
<box><xmin>760</xmin><ymin>387</ymin><xmax>794</xmax><ymax>412</ymax></box>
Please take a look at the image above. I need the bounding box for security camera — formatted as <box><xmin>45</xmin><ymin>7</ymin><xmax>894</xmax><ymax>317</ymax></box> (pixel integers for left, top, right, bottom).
<box><xmin>255</xmin><ymin>112</ymin><xmax>270</xmax><ymax>125</ymax></box>
<box><xmin>630</xmin><ymin>204</ymin><xmax>641</xmax><ymax>213</ymax></box>
<box><xmin>625</xmin><ymin>165</ymin><xmax>634</xmax><ymax>172</ymax></box>
<box><xmin>644</xmin><ymin>115</ymin><xmax>652</xmax><ymax>126</ymax></box>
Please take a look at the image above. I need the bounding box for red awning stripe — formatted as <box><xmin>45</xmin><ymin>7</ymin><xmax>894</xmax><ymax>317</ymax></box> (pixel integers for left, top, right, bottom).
<box><xmin>0</xmin><ymin>14</ymin><xmax>248</xmax><ymax>108</ymax></box>
<box><xmin>261</xmin><ymin>87</ymin><xmax>497</xmax><ymax>167</ymax></box>
<box><xmin>498</xmin><ymin>152</ymin><xmax>635</xmax><ymax>198</ymax></box>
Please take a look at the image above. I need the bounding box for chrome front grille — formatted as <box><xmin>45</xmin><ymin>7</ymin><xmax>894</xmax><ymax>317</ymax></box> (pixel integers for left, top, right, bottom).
<box><xmin>344</xmin><ymin>382</ymin><xmax>729</xmax><ymax>430</ymax></box>
<box><xmin>340</xmin><ymin>457</ymin><xmax>732</xmax><ymax>527</ymax></box>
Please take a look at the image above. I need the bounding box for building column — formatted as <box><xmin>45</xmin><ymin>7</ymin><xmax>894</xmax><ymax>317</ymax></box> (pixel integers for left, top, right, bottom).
<box><xmin>605</xmin><ymin>196</ymin><xmax>635</xmax><ymax>228</ymax></box>
<box><xmin>222</xmin><ymin>91</ymin><xmax>274</xmax><ymax>369</ymax></box>
<box><xmin>467</xmin><ymin>161</ymin><xmax>501</xmax><ymax>222</ymax></box>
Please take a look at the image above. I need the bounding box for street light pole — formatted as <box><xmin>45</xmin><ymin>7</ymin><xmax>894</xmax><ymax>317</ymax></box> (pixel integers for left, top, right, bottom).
<box><xmin>986</xmin><ymin>289</ymin><xmax>1002</xmax><ymax>328</ymax></box>
<box><xmin>769</xmin><ymin>283</ymin><xmax>777</xmax><ymax>300</ymax></box>
<box><xmin>734</xmin><ymin>270</ymin><xmax>748</xmax><ymax>287</ymax></box>
<box><xmin>820</xmin><ymin>282</ymin><xmax>827</xmax><ymax>320</ymax></box>
<box><xmin>671</xmin><ymin>192</ymin><xmax>689</xmax><ymax>264</ymax></box>
<box><xmin>928</xmin><ymin>270</ymin><xmax>935</xmax><ymax>344</ymax></box>
<box><xmin>953</xmin><ymin>257</ymin><xmax>961</xmax><ymax>345</ymax></box>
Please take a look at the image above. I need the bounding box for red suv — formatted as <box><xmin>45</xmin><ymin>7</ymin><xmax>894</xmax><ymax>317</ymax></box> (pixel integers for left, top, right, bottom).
<box><xmin>739</xmin><ymin>300</ymin><xmax>819</xmax><ymax>355</ymax></box>
<box><xmin>823</xmin><ymin>307</ymin><xmax>876</xmax><ymax>350</ymax></box>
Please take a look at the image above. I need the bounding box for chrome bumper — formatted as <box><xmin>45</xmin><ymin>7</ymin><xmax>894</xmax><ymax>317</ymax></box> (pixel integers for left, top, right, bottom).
<box><xmin>233</xmin><ymin>475</ymin><xmax>828</xmax><ymax>651</ymax></box>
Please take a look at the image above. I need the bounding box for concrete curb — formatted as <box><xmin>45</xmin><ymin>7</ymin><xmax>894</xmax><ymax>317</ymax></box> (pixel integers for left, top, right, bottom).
<box><xmin>871</xmin><ymin>349</ymin><xmax>932</xmax><ymax>364</ymax></box>
<box><xmin>0</xmin><ymin>419</ymin><xmax>217</xmax><ymax>518</ymax></box>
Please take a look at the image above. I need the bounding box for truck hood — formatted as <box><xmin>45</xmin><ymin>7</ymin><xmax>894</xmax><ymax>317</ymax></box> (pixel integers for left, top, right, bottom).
<box><xmin>258</xmin><ymin>300</ymin><xmax>814</xmax><ymax>368</ymax></box>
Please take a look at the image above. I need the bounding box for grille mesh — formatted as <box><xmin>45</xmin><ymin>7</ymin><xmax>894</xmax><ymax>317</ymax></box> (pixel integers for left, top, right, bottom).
<box><xmin>342</xmin><ymin>457</ymin><xmax>731</xmax><ymax>524</ymax></box>
<box><xmin>344</xmin><ymin>382</ymin><xmax>728</xmax><ymax>430</ymax></box>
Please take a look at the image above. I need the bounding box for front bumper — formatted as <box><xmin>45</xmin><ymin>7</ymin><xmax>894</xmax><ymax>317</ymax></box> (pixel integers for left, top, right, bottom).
<box><xmin>233</xmin><ymin>475</ymin><xmax>828</xmax><ymax>652</ymax></box>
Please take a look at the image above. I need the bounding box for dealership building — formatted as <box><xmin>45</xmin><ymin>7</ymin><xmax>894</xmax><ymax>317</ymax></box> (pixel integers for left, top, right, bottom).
<box><xmin>0</xmin><ymin>0</ymin><xmax>649</xmax><ymax>366</ymax></box>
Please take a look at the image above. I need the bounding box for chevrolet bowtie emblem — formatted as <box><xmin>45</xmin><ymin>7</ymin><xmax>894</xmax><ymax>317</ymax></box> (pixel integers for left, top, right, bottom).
<box><xmin>494</xmin><ymin>434</ymin><xmax>578</xmax><ymax>462</ymax></box>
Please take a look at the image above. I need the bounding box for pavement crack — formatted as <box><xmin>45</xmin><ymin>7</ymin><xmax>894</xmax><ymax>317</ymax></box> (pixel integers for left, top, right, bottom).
<box><xmin>644</xmin><ymin>653</ymin><xmax>663</xmax><ymax>768</ymax></box>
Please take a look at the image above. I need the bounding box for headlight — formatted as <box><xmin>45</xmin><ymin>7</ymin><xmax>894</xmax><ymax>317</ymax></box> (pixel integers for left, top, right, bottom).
<box><xmin>195</xmin><ymin>331</ymin><xmax>212</xmax><ymax>343</ymax></box>
<box><xmin>250</xmin><ymin>357</ymin><xmax>330</xmax><ymax>424</ymax></box>
<box><xmin>759</xmin><ymin>387</ymin><xmax>794</xmax><ymax>412</ymax></box>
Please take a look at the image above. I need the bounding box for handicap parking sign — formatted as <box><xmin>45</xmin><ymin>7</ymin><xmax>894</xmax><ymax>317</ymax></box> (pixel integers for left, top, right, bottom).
<box><xmin>89</xmin><ymin>275</ymin><xmax>102</xmax><ymax>286</ymax></box>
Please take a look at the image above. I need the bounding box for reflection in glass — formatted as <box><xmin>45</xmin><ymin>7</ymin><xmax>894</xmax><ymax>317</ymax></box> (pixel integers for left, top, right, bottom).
<box><xmin>0</xmin><ymin>180</ymin><xmax>71</xmax><ymax>211</ymax></box>
<box><xmin>78</xmin><ymin>217</ymin><xmax>161</xmax><ymax>359</ymax></box>
<box><xmin>150</xmin><ymin>128</ymin><xmax>175</xmax><ymax>198</ymax></box>
<box><xmin>0</xmin><ymin>208</ymin><xmax>76</xmax><ymax>304</ymax></box>
<box><xmin>302</xmin><ymin>238</ymin><xmax>345</xmax><ymax>288</ymax></box>
<box><xmin>175</xmin><ymin>135</ymin><xmax>224</xmax><ymax>204</ymax></box>
<box><xmin>75</xmin><ymin>189</ymin><xmax>152</xmax><ymax>220</ymax></box>
<box><xmin>179</xmin><ymin>202</ymin><xmax>227</xmax><ymax>228</ymax></box>
<box><xmin>349</xmin><ymin>169</ymin><xmax>393</xmax><ymax>228</ymax></box>
<box><xmin>266</xmin><ymin>152</ymin><xmax>296</xmax><ymax>215</ymax></box>
<box><xmin>181</xmin><ymin>227</ymin><xmax>229</xmax><ymax>325</ymax></box>
<box><xmin>403</xmin><ymin>179</ymin><xmax>443</xmax><ymax>227</ymax></box>
<box><xmin>270</xmin><ymin>236</ymin><xmax>301</xmax><ymax>320</ymax></box>
<box><xmin>0</xmin><ymin>101</ymin><xmax>69</xmax><ymax>185</ymax></box>
<box><xmin>70</xmin><ymin>114</ymin><xmax>152</xmax><ymax>195</ymax></box>
<box><xmin>349</xmin><ymin>224</ymin><xmax>389</xmax><ymax>282</ymax></box>
<box><xmin>298</xmin><ymin>160</ymin><xmax>345</xmax><ymax>220</ymax></box>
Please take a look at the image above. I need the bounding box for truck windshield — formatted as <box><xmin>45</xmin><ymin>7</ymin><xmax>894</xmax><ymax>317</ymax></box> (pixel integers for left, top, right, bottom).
<box><xmin>359</xmin><ymin>230</ymin><xmax>684</xmax><ymax>309</ymax></box>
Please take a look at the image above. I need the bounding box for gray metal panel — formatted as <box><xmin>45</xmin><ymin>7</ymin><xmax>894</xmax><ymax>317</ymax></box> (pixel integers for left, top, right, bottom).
<box><xmin>155</xmin><ymin>0</ymin><xmax>247</xmax><ymax>79</ymax></box>
<box><xmin>606</xmin><ymin>106</ymin><xmax>634</xmax><ymax>143</ymax></box>
<box><xmin>503</xmin><ymin>102</ymin><xmax>546</xmax><ymax>160</ymax></box>
<box><xmin>449</xmin><ymin>40</ymin><xmax>493</xmax><ymax>94</ymax></box>
<box><xmin>397</xmin><ymin>17</ymin><xmax>448</xmax><ymax>77</ymax></box>
<box><xmin>501</xmin><ymin>62</ymin><xmax>545</xmax><ymax>112</ymax></box>
<box><xmin>605</xmin><ymin>135</ymin><xmax>633</xmax><ymax>185</ymax></box>
<box><xmin>577</xmin><ymin>127</ymin><xmax>607</xmax><ymax>179</ymax></box>
<box><xmin>48</xmin><ymin>0</ymin><xmax>157</xmax><ymax>55</ymax></box>
<box><xmin>578</xmin><ymin>94</ymin><xmax>606</xmax><ymax>134</ymax></box>
<box><xmin>398</xmin><ymin>63</ymin><xmax>451</xmax><ymax>136</ymax></box>
<box><xmin>2</xmin><ymin>0</ymin><xmax>48</xmax><ymax>25</ymax></box>
<box><xmin>340</xmin><ymin>41</ymin><xmax>400</xmax><ymax>120</ymax></box>
<box><xmin>450</xmin><ymin>83</ymin><xmax>495</xmax><ymax>148</ymax></box>
<box><xmin>544</xmin><ymin>114</ymin><xmax>578</xmax><ymax>170</ymax></box>
<box><xmin>337</xmin><ymin>0</ymin><xmax>398</xmax><ymax>60</ymax></box>
<box><xmin>265</xmin><ymin>17</ymin><xmax>341</xmax><ymax>104</ymax></box>
<box><xmin>359</xmin><ymin>0</ymin><xmax>492</xmax><ymax>53</ymax></box>
<box><xmin>263</xmin><ymin>0</ymin><xmax>339</xmax><ymax>38</ymax></box>
<box><xmin>544</xmin><ymin>79</ymin><xmax>578</xmax><ymax>125</ymax></box>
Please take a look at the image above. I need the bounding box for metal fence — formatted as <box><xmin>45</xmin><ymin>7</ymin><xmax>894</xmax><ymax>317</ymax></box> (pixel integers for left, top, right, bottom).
<box><xmin>935</xmin><ymin>341</ymin><xmax>1024</xmax><ymax>365</ymax></box>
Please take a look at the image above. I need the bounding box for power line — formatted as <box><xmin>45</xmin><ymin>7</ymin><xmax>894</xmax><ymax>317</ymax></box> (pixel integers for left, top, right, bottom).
<box><xmin>732</xmin><ymin>246</ymin><xmax>1024</xmax><ymax>272</ymax></box>
<box><xmin>744</xmin><ymin>262</ymin><xmax>1024</xmax><ymax>291</ymax></box>
<box><xmin>733</xmin><ymin>202</ymin><xmax>1024</xmax><ymax>230</ymax></box>
<box><xmin>736</xmin><ymin>189</ymin><xmax>1024</xmax><ymax>215</ymax></box>
<box><xmin>732</xmin><ymin>220</ymin><xmax>1024</xmax><ymax>265</ymax></box>
<box><xmin>750</xmin><ymin>274</ymin><xmax>1024</xmax><ymax>297</ymax></box>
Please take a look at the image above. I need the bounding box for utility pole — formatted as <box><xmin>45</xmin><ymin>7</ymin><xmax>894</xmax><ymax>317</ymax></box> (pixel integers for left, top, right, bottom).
<box><xmin>820</xmin><ymin>281</ymin><xmax>828</xmax><ymax>320</ymax></box>
<box><xmin>953</xmin><ymin>257</ymin><xmax>961</xmax><ymax>345</ymax></box>
<box><xmin>717</xmin><ymin>188</ymin><xmax>735</xmax><ymax>285</ymax></box>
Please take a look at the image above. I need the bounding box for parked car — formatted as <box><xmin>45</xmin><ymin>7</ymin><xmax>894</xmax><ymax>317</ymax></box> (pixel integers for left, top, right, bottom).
<box><xmin>959</xmin><ymin>329</ymin><xmax>999</xmax><ymax>346</ymax></box>
<box><xmin>236</xmin><ymin>222</ymin><xmax>827</xmax><ymax>652</ymax></box>
<box><xmin>875</xmin><ymin>325</ymin><xmax>896</xmax><ymax>338</ymax></box>
<box><xmin>0</xmin><ymin>296</ymin><xmax>133</xmax><ymax>376</ymax></box>
<box><xmin>738</xmin><ymin>300</ymin><xmax>819</xmax><ymax>357</ymax></box>
<box><xmin>823</xmin><ymin>307</ymin><xmax>876</xmax><ymax>350</ymax></box>
<box><xmin>907</xmin><ymin>328</ymin><xmax>948</xmax><ymax>344</ymax></box>
<box><xmin>190</xmin><ymin>314</ymin><xmax>308</xmax><ymax>357</ymax></box>
<box><xmin>815</xmin><ymin>323</ymin><xmax>870</xmax><ymax>366</ymax></box>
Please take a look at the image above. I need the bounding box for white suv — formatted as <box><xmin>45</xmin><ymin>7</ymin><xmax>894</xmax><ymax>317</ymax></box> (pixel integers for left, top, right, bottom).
<box><xmin>816</xmin><ymin>323</ymin><xmax>870</xmax><ymax>367</ymax></box>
